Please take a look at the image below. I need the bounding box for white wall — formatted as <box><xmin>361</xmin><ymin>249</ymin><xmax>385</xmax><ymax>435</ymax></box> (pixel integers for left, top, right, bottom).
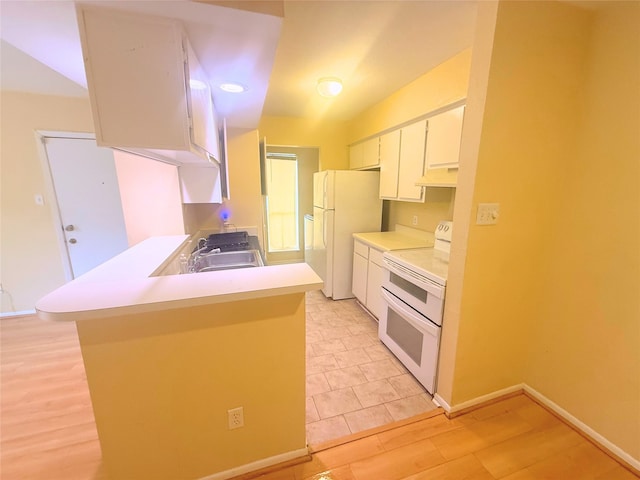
<box><xmin>113</xmin><ymin>150</ymin><xmax>184</xmax><ymax>246</ymax></box>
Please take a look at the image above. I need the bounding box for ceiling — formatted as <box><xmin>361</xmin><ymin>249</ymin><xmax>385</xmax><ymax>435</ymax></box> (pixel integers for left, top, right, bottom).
<box><xmin>0</xmin><ymin>0</ymin><xmax>477</xmax><ymax>128</ymax></box>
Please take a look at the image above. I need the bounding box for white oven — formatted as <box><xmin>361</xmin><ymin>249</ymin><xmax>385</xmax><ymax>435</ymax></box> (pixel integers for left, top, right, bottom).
<box><xmin>378</xmin><ymin>221</ymin><xmax>451</xmax><ymax>394</ymax></box>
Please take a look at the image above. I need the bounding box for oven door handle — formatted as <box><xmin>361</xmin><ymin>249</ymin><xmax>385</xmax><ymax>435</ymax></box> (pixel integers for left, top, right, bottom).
<box><xmin>381</xmin><ymin>289</ymin><xmax>440</xmax><ymax>337</ymax></box>
<box><xmin>382</xmin><ymin>258</ymin><xmax>444</xmax><ymax>299</ymax></box>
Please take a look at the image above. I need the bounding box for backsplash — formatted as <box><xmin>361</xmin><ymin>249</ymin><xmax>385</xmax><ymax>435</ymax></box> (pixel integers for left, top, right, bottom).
<box><xmin>386</xmin><ymin>187</ymin><xmax>455</xmax><ymax>233</ymax></box>
<box><xmin>182</xmin><ymin>203</ymin><xmax>227</xmax><ymax>234</ymax></box>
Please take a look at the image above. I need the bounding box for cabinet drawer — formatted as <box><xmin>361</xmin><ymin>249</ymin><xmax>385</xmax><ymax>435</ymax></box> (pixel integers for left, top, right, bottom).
<box><xmin>369</xmin><ymin>248</ymin><xmax>384</xmax><ymax>266</ymax></box>
<box><xmin>354</xmin><ymin>240</ymin><xmax>369</xmax><ymax>258</ymax></box>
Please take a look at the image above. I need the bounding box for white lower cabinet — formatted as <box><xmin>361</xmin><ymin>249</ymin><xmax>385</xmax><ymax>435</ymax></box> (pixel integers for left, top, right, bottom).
<box><xmin>352</xmin><ymin>239</ymin><xmax>385</xmax><ymax>319</ymax></box>
<box><xmin>365</xmin><ymin>248</ymin><xmax>385</xmax><ymax>319</ymax></box>
<box><xmin>352</xmin><ymin>246</ymin><xmax>369</xmax><ymax>304</ymax></box>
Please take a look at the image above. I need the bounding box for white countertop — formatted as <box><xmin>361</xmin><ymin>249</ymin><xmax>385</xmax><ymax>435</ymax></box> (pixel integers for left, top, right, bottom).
<box><xmin>36</xmin><ymin>235</ymin><xmax>323</xmax><ymax>322</ymax></box>
<box><xmin>353</xmin><ymin>226</ymin><xmax>434</xmax><ymax>252</ymax></box>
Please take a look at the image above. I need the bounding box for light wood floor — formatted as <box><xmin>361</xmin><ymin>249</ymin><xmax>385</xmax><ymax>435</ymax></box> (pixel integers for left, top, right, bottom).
<box><xmin>1</xmin><ymin>314</ymin><xmax>637</xmax><ymax>480</ymax></box>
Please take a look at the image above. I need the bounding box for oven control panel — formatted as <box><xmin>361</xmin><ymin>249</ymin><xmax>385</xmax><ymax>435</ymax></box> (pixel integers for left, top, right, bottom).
<box><xmin>435</xmin><ymin>221</ymin><xmax>452</xmax><ymax>252</ymax></box>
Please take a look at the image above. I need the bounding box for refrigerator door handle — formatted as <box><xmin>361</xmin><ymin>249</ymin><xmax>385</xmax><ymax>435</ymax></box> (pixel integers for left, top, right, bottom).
<box><xmin>322</xmin><ymin>210</ymin><xmax>328</xmax><ymax>247</ymax></box>
<box><xmin>323</xmin><ymin>173</ymin><xmax>328</xmax><ymax>209</ymax></box>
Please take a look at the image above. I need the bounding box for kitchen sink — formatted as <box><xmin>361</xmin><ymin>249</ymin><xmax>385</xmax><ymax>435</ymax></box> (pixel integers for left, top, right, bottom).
<box><xmin>191</xmin><ymin>249</ymin><xmax>264</xmax><ymax>273</ymax></box>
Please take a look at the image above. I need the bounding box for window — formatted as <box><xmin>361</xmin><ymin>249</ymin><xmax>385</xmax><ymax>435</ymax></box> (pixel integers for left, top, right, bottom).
<box><xmin>265</xmin><ymin>154</ymin><xmax>299</xmax><ymax>252</ymax></box>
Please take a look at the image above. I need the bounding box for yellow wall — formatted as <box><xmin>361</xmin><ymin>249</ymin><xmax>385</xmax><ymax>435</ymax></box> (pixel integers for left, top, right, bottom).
<box><xmin>76</xmin><ymin>293</ymin><xmax>307</xmax><ymax>479</ymax></box>
<box><xmin>525</xmin><ymin>1</ymin><xmax>640</xmax><ymax>460</ymax></box>
<box><xmin>345</xmin><ymin>50</ymin><xmax>471</xmax><ymax>233</ymax></box>
<box><xmin>441</xmin><ymin>0</ymin><xmax>639</xmax><ymax>461</ymax></box>
<box><xmin>258</xmin><ymin>115</ymin><xmax>349</xmax><ymax>171</ymax></box>
<box><xmin>345</xmin><ymin>49</ymin><xmax>471</xmax><ymax>144</ymax></box>
<box><xmin>0</xmin><ymin>92</ymin><xmax>94</xmax><ymax>312</ymax></box>
<box><xmin>384</xmin><ymin>188</ymin><xmax>455</xmax><ymax>233</ymax></box>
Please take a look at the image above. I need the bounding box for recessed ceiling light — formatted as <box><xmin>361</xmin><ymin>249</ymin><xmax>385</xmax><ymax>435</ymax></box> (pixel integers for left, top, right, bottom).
<box><xmin>317</xmin><ymin>77</ymin><xmax>343</xmax><ymax>98</ymax></box>
<box><xmin>220</xmin><ymin>82</ymin><xmax>247</xmax><ymax>93</ymax></box>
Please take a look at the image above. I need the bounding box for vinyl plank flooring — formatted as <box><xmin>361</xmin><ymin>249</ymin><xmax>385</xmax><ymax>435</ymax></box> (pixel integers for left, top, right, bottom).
<box><xmin>473</xmin><ymin>422</ymin><xmax>585</xmax><ymax>478</ymax></box>
<box><xmin>2</xmin><ymin>306</ymin><xmax>638</xmax><ymax>480</ymax></box>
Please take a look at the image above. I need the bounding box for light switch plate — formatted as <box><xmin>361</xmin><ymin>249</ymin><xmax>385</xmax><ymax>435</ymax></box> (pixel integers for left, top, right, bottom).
<box><xmin>476</xmin><ymin>203</ymin><xmax>500</xmax><ymax>225</ymax></box>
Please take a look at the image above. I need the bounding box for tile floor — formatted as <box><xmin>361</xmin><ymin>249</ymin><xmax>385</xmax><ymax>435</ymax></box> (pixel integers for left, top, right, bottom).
<box><xmin>305</xmin><ymin>290</ymin><xmax>439</xmax><ymax>445</ymax></box>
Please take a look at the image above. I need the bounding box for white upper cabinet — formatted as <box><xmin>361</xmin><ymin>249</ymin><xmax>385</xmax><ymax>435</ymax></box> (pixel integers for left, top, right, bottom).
<box><xmin>378</xmin><ymin>130</ymin><xmax>401</xmax><ymax>199</ymax></box>
<box><xmin>425</xmin><ymin>105</ymin><xmax>465</xmax><ymax>170</ymax></box>
<box><xmin>349</xmin><ymin>137</ymin><xmax>379</xmax><ymax>170</ymax></box>
<box><xmin>349</xmin><ymin>142</ymin><xmax>364</xmax><ymax>170</ymax></box>
<box><xmin>378</xmin><ymin>121</ymin><xmax>426</xmax><ymax>202</ymax></box>
<box><xmin>397</xmin><ymin>119</ymin><xmax>427</xmax><ymax>202</ymax></box>
<box><xmin>362</xmin><ymin>137</ymin><xmax>380</xmax><ymax>169</ymax></box>
<box><xmin>77</xmin><ymin>6</ymin><xmax>220</xmax><ymax>165</ymax></box>
<box><xmin>186</xmin><ymin>41</ymin><xmax>220</xmax><ymax>161</ymax></box>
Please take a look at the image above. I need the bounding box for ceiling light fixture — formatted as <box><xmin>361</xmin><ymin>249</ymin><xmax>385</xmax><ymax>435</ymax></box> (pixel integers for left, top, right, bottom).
<box><xmin>316</xmin><ymin>77</ymin><xmax>343</xmax><ymax>98</ymax></box>
<box><xmin>220</xmin><ymin>82</ymin><xmax>247</xmax><ymax>93</ymax></box>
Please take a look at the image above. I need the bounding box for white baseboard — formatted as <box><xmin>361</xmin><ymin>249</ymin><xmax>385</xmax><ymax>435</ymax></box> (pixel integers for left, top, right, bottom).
<box><xmin>522</xmin><ymin>385</ymin><xmax>640</xmax><ymax>471</ymax></box>
<box><xmin>0</xmin><ymin>309</ymin><xmax>36</xmax><ymax>319</ymax></box>
<box><xmin>435</xmin><ymin>384</ymin><xmax>639</xmax><ymax>471</ymax></box>
<box><xmin>434</xmin><ymin>383</ymin><xmax>524</xmax><ymax>415</ymax></box>
<box><xmin>197</xmin><ymin>447</ymin><xmax>309</xmax><ymax>480</ymax></box>
<box><xmin>431</xmin><ymin>393</ymin><xmax>450</xmax><ymax>411</ymax></box>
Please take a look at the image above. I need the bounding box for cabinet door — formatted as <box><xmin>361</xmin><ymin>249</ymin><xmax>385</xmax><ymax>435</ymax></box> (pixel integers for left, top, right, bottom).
<box><xmin>425</xmin><ymin>105</ymin><xmax>465</xmax><ymax>170</ymax></box>
<box><xmin>366</xmin><ymin>248</ymin><xmax>385</xmax><ymax>319</ymax></box>
<box><xmin>366</xmin><ymin>261</ymin><xmax>384</xmax><ymax>319</ymax></box>
<box><xmin>186</xmin><ymin>40</ymin><xmax>220</xmax><ymax>161</ymax></box>
<box><xmin>379</xmin><ymin>130</ymin><xmax>401</xmax><ymax>199</ymax></box>
<box><xmin>398</xmin><ymin>120</ymin><xmax>427</xmax><ymax>202</ymax></box>
<box><xmin>349</xmin><ymin>143</ymin><xmax>364</xmax><ymax>170</ymax></box>
<box><xmin>362</xmin><ymin>137</ymin><xmax>380</xmax><ymax>169</ymax></box>
<box><xmin>352</xmin><ymin>250</ymin><xmax>369</xmax><ymax>304</ymax></box>
<box><xmin>79</xmin><ymin>7</ymin><xmax>189</xmax><ymax>150</ymax></box>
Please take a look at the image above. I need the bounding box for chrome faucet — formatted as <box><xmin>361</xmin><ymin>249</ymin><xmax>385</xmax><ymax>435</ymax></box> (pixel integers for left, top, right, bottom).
<box><xmin>187</xmin><ymin>247</ymin><xmax>221</xmax><ymax>273</ymax></box>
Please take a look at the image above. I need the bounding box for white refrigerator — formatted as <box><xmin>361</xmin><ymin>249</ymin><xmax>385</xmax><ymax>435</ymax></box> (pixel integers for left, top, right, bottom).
<box><xmin>308</xmin><ymin>170</ymin><xmax>382</xmax><ymax>299</ymax></box>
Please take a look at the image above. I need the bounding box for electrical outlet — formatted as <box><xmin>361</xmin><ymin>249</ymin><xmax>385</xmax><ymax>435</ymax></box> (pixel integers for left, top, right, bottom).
<box><xmin>412</xmin><ymin>215</ymin><xmax>418</xmax><ymax>226</ymax></box>
<box><xmin>476</xmin><ymin>203</ymin><xmax>500</xmax><ymax>225</ymax></box>
<box><xmin>228</xmin><ymin>407</ymin><xmax>244</xmax><ymax>430</ymax></box>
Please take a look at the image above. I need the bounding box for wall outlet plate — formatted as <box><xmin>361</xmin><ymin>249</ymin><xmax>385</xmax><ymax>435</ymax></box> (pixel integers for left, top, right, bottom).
<box><xmin>476</xmin><ymin>203</ymin><xmax>500</xmax><ymax>225</ymax></box>
<box><xmin>228</xmin><ymin>407</ymin><xmax>244</xmax><ymax>429</ymax></box>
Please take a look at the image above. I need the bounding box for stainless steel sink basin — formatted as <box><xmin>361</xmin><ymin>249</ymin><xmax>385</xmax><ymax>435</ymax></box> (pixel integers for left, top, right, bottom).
<box><xmin>191</xmin><ymin>249</ymin><xmax>264</xmax><ymax>273</ymax></box>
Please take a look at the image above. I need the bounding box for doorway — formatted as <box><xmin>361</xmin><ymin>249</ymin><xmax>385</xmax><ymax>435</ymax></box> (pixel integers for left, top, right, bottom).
<box><xmin>262</xmin><ymin>145</ymin><xmax>319</xmax><ymax>265</ymax></box>
<box><xmin>39</xmin><ymin>132</ymin><xmax>129</xmax><ymax>280</ymax></box>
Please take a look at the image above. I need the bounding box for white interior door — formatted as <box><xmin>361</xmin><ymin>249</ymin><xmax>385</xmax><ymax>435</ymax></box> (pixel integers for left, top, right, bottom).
<box><xmin>44</xmin><ymin>137</ymin><xmax>129</xmax><ymax>278</ymax></box>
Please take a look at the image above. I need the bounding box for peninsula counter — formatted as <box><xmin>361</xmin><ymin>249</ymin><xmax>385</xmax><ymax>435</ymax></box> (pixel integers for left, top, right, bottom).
<box><xmin>35</xmin><ymin>235</ymin><xmax>323</xmax><ymax>480</ymax></box>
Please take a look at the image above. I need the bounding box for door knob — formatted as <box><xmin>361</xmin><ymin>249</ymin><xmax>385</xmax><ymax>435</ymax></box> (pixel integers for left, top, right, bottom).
<box><xmin>68</xmin><ymin>238</ymin><xmax>77</xmax><ymax>244</ymax></box>
<box><xmin>65</xmin><ymin>225</ymin><xmax>75</xmax><ymax>231</ymax></box>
